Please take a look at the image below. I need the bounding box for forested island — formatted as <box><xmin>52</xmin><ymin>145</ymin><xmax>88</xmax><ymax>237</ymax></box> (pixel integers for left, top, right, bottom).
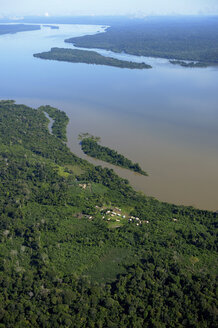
<box><xmin>0</xmin><ymin>100</ymin><xmax>217</xmax><ymax>327</ymax></box>
<box><xmin>79</xmin><ymin>133</ymin><xmax>148</xmax><ymax>175</ymax></box>
<box><xmin>33</xmin><ymin>47</ymin><xmax>152</xmax><ymax>69</ymax></box>
<box><xmin>169</xmin><ymin>60</ymin><xmax>208</xmax><ymax>68</ymax></box>
<box><xmin>0</xmin><ymin>24</ymin><xmax>41</xmax><ymax>35</ymax></box>
<box><xmin>65</xmin><ymin>16</ymin><xmax>218</xmax><ymax>65</ymax></box>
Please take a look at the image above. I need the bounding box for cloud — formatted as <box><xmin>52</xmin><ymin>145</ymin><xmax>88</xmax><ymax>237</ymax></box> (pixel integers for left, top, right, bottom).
<box><xmin>1</xmin><ymin>0</ymin><xmax>218</xmax><ymax>16</ymax></box>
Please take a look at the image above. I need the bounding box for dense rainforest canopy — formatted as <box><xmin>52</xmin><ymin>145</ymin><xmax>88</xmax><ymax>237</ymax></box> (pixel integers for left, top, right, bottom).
<box><xmin>0</xmin><ymin>100</ymin><xmax>217</xmax><ymax>327</ymax></box>
<box><xmin>65</xmin><ymin>16</ymin><xmax>218</xmax><ymax>64</ymax></box>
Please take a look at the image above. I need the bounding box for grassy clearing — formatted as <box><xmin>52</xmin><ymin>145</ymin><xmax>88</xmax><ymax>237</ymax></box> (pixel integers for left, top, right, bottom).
<box><xmin>56</xmin><ymin>165</ymin><xmax>70</xmax><ymax>178</ymax></box>
<box><xmin>107</xmin><ymin>219</ymin><xmax>125</xmax><ymax>229</ymax></box>
<box><xmin>85</xmin><ymin>247</ymin><xmax>133</xmax><ymax>283</ymax></box>
<box><xmin>65</xmin><ymin>164</ymin><xmax>84</xmax><ymax>175</ymax></box>
<box><xmin>91</xmin><ymin>182</ymin><xmax>108</xmax><ymax>195</ymax></box>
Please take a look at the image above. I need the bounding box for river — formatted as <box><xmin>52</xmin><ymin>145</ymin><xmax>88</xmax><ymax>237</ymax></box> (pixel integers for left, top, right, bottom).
<box><xmin>1</xmin><ymin>23</ymin><xmax>218</xmax><ymax>211</ymax></box>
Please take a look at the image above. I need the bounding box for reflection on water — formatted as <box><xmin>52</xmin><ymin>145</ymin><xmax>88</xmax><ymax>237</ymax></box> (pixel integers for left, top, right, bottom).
<box><xmin>1</xmin><ymin>24</ymin><xmax>218</xmax><ymax>211</ymax></box>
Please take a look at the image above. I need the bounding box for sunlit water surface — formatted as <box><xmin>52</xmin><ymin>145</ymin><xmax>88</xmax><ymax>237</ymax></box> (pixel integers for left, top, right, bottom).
<box><xmin>1</xmin><ymin>24</ymin><xmax>218</xmax><ymax>211</ymax></box>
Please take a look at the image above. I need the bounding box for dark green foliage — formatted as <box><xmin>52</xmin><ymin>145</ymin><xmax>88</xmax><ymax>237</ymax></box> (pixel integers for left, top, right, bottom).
<box><xmin>80</xmin><ymin>136</ymin><xmax>148</xmax><ymax>175</ymax></box>
<box><xmin>0</xmin><ymin>24</ymin><xmax>40</xmax><ymax>35</ymax></box>
<box><xmin>38</xmin><ymin>105</ymin><xmax>69</xmax><ymax>141</ymax></box>
<box><xmin>0</xmin><ymin>100</ymin><xmax>83</xmax><ymax>166</ymax></box>
<box><xmin>65</xmin><ymin>16</ymin><xmax>218</xmax><ymax>64</ymax></box>
<box><xmin>0</xmin><ymin>100</ymin><xmax>217</xmax><ymax>327</ymax></box>
<box><xmin>33</xmin><ymin>47</ymin><xmax>152</xmax><ymax>69</ymax></box>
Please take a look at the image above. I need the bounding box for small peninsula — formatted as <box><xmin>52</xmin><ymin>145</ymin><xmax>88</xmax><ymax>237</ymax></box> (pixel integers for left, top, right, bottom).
<box><xmin>79</xmin><ymin>133</ymin><xmax>148</xmax><ymax>176</ymax></box>
<box><xmin>33</xmin><ymin>47</ymin><xmax>152</xmax><ymax>69</ymax></box>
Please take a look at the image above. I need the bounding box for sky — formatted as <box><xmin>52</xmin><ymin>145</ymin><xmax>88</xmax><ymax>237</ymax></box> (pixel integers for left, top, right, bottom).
<box><xmin>0</xmin><ymin>0</ymin><xmax>218</xmax><ymax>17</ymax></box>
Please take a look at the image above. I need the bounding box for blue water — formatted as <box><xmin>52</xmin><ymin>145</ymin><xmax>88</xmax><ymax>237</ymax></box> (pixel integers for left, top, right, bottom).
<box><xmin>1</xmin><ymin>24</ymin><xmax>218</xmax><ymax>210</ymax></box>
